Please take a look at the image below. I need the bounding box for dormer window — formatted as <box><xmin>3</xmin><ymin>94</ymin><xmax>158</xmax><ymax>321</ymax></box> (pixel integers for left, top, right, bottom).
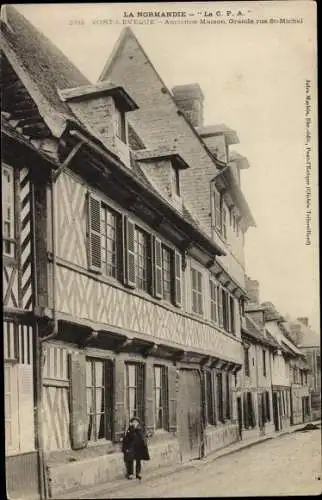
<box><xmin>115</xmin><ymin>107</ymin><xmax>127</xmax><ymax>144</ymax></box>
<box><xmin>171</xmin><ymin>166</ymin><xmax>180</xmax><ymax>197</ymax></box>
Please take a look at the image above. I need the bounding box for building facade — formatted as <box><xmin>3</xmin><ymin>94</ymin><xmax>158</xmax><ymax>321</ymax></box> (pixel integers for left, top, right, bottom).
<box><xmin>2</xmin><ymin>7</ymin><xmax>257</xmax><ymax>498</ymax></box>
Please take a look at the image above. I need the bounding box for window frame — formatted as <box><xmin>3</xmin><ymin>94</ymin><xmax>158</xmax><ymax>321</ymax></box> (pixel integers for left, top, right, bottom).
<box><xmin>134</xmin><ymin>226</ymin><xmax>151</xmax><ymax>294</ymax></box>
<box><xmin>205</xmin><ymin>370</ymin><xmax>216</xmax><ymax>426</ymax></box>
<box><xmin>86</xmin><ymin>357</ymin><xmax>106</xmax><ymax>443</ymax></box>
<box><xmin>210</xmin><ymin>280</ymin><xmax>219</xmax><ymax>324</ymax></box>
<box><xmin>263</xmin><ymin>350</ymin><xmax>267</xmax><ymax>377</ymax></box>
<box><xmin>100</xmin><ymin>203</ymin><xmax>122</xmax><ymax>280</ymax></box>
<box><xmin>244</xmin><ymin>346</ymin><xmax>250</xmax><ymax>377</ymax></box>
<box><xmin>125</xmin><ymin>362</ymin><xmax>145</xmax><ymax>423</ymax></box>
<box><xmin>115</xmin><ymin>106</ymin><xmax>127</xmax><ymax>144</ymax></box>
<box><xmin>161</xmin><ymin>245</ymin><xmax>173</xmax><ymax>303</ymax></box>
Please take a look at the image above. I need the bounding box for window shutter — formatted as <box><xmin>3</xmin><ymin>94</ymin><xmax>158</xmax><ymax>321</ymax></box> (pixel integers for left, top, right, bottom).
<box><xmin>145</xmin><ymin>360</ymin><xmax>154</xmax><ymax>435</ymax></box>
<box><xmin>218</xmin><ymin>287</ymin><xmax>223</xmax><ymax>327</ymax></box>
<box><xmin>104</xmin><ymin>360</ymin><xmax>114</xmax><ymax>441</ymax></box>
<box><xmin>87</xmin><ymin>193</ymin><xmax>102</xmax><ymax>272</ymax></box>
<box><xmin>174</xmin><ymin>250</ymin><xmax>182</xmax><ymax>307</ymax></box>
<box><xmin>266</xmin><ymin>391</ymin><xmax>270</xmax><ymax>421</ymax></box>
<box><xmin>68</xmin><ymin>352</ymin><xmax>88</xmax><ymax>450</ymax></box>
<box><xmin>123</xmin><ymin>216</ymin><xmax>136</xmax><ymax>288</ymax></box>
<box><xmin>136</xmin><ymin>363</ymin><xmax>145</xmax><ymax>428</ymax></box>
<box><xmin>153</xmin><ymin>237</ymin><xmax>163</xmax><ymax>299</ymax></box>
<box><xmin>251</xmin><ymin>393</ymin><xmax>256</xmax><ymax>427</ymax></box>
<box><xmin>113</xmin><ymin>356</ymin><xmax>126</xmax><ymax>442</ymax></box>
<box><xmin>168</xmin><ymin>365</ymin><xmax>177</xmax><ymax>433</ymax></box>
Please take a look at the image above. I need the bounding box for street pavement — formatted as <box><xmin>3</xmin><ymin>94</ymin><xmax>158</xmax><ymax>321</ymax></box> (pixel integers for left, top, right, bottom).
<box><xmin>72</xmin><ymin>428</ymin><xmax>321</xmax><ymax>498</ymax></box>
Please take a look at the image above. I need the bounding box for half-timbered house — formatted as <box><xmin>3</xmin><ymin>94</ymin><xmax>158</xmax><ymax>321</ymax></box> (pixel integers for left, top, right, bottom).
<box><xmin>2</xmin><ymin>7</ymin><xmax>257</xmax><ymax>497</ymax></box>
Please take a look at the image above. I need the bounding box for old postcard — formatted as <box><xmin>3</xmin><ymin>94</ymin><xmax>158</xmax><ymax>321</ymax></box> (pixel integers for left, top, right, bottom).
<box><xmin>1</xmin><ymin>2</ymin><xmax>320</xmax><ymax>499</ymax></box>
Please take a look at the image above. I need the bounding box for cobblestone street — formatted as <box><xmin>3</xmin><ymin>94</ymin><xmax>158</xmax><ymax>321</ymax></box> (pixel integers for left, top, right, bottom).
<box><xmin>76</xmin><ymin>430</ymin><xmax>321</xmax><ymax>498</ymax></box>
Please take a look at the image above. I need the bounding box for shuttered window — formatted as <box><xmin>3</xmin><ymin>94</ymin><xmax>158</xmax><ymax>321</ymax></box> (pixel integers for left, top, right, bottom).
<box><xmin>265</xmin><ymin>391</ymin><xmax>271</xmax><ymax>422</ymax></box>
<box><xmin>210</xmin><ymin>280</ymin><xmax>218</xmax><ymax>323</ymax></box>
<box><xmin>154</xmin><ymin>365</ymin><xmax>168</xmax><ymax>430</ymax></box>
<box><xmin>125</xmin><ymin>363</ymin><xmax>145</xmax><ymax>425</ymax></box>
<box><xmin>218</xmin><ymin>286</ymin><xmax>224</xmax><ymax>327</ymax></box>
<box><xmin>2</xmin><ymin>164</ymin><xmax>15</xmax><ymax>257</ymax></box>
<box><xmin>222</xmin><ymin>205</ymin><xmax>227</xmax><ymax>239</ymax></box>
<box><xmin>86</xmin><ymin>358</ymin><xmax>105</xmax><ymax>442</ymax></box>
<box><xmin>263</xmin><ymin>350</ymin><xmax>267</xmax><ymax>377</ymax></box>
<box><xmin>191</xmin><ymin>268</ymin><xmax>203</xmax><ymax>315</ymax></box>
<box><xmin>135</xmin><ymin>228</ymin><xmax>151</xmax><ymax>293</ymax></box>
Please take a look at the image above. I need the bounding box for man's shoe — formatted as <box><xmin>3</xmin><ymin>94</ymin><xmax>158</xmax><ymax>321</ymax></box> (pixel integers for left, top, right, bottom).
<box><xmin>127</xmin><ymin>474</ymin><xmax>134</xmax><ymax>480</ymax></box>
<box><xmin>136</xmin><ymin>474</ymin><xmax>142</xmax><ymax>480</ymax></box>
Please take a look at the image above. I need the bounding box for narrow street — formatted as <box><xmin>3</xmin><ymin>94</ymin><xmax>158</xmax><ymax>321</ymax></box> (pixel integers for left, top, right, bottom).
<box><xmin>78</xmin><ymin>430</ymin><xmax>321</xmax><ymax>498</ymax></box>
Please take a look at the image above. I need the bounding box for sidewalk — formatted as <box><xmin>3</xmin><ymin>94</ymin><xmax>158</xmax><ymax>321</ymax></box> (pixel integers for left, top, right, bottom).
<box><xmin>54</xmin><ymin>420</ymin><xmax>321</xmax><ymax>499</ymax></box>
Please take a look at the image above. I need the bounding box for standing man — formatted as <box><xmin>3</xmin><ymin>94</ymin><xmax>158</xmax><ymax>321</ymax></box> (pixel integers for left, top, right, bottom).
<box><xmin>122</xmin><ymin>417</ymin><xmax>150</xmax><ymax>480</ymax></box>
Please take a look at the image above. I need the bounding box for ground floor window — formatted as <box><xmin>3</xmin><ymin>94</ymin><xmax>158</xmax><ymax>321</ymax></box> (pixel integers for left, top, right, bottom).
<box><xmin>225</xmin><ymin>372</ymin><xmax>231</xmax><ymax>420</ymax></box>
<box><xmin>205</xmin><ymin>370</ymin><xmax>216</xmax><ymax>425</ymax></box>
<box><xmin>86</xmin><ymin>358</ymin><xmax>113</xmax><ymax>441</ymax></box>
<box><xmin>264</xmin><ymin>391</ymin><xmax>271</xmax><ymax>422</ymax></box>
<box><xmin>217</xmin><ymin>372</ymin><xmax>224</xmax><ymax>423</ymax></box>
<box><xmin>154</xmin><ymin>365</ymin><xmax>168</xmax><ymax>430</ymax></box>
<box><xmin>125</xmin><ymin>362</ymin><xmax>145</xmax><ymax>424</ymax></box>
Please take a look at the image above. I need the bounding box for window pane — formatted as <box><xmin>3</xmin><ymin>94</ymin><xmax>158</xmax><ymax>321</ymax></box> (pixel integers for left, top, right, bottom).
<box><xmin>128</xmin><ymin>364</ymin><xmax>136</xmax><ymax>386</ymax></box>
<box><xmin>87</xmin><ymin>387</ymin><xmax>94</xmax><ymax>414</ymax></box>
<box><xmin>155</xmin><ymin>366</ymin><xmax>161</xmax><ymax>387</ymax></box>
<box><xmin>129</xmin><ymin>387</ymin><xmax>136</xmax><ymax>418</ymax></box>
<box><xmin>95</xmin><ymin>361</ymin><xmax>104</xmax><ymax>387</ymax></box>
<box><xmin>86</xmin><ymin>361</ymin><xmax>92</xmax><ymax>386</ymax></box>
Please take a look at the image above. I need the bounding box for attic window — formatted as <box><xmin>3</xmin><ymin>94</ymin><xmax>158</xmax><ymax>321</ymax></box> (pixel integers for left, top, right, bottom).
<box><xmin>171</xmin><ymin>166</ymin><xmax>180</xmax><ymax>197</ymax></box>
<box><xmin>115</xmin><ymin>107</ymin><xmax>127</xmax><ymax>143</ymax></box>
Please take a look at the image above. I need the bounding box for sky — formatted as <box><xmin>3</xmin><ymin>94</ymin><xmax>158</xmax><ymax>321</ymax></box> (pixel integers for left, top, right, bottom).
<box><xmin>14</xmin><ymin>2</ymin><xmax>319</xmax><ymax>332</ymax></box>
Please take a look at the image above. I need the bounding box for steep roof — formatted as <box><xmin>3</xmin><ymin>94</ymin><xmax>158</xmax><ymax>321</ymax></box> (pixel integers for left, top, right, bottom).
<box><xmin>1</xmin><ymin>5</ymin><xmax>90</xmax><ymax>135</ymax></box>
<box><xmin>242</xmin><ymin>315</ymin><xmax>277</xmax><ymax>349</ymax></box>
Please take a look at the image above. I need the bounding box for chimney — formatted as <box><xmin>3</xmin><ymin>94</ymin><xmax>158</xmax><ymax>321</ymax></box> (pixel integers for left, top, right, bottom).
<box><xmin>172</xmin><ymin>83</ymin><xmax>204</xmax><ymax>127</ymax></box>
<box><xmin>297</xmin><ymin>317</ymin><xmax>309</xmax><ymax>327</ymax></box>
<box><xmin>246</xmin><ymin>276</ymin><xmax>260</xmax><ymax>304</ymax></box>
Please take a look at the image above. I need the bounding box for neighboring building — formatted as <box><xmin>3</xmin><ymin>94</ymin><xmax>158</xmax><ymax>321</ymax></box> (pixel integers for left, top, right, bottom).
<box><xmin>1</xmin><ymin>57</ymin><xmax>56</xmax><ymax>500</ymax></box>
<box><xmin>284</xmin><ymin>317</ymin><xmax>320</xmax><ymax>420</ymax></box>
<box><xmin>263</xmin><ymin>303</ymin><xmax>311</xmax><ymax>428</ymax></box>
<box><xmin>239</xmin><ymin>308</ymin><xmax>277</xmax><ymax>441</ymax></box>
<box><xmin>2</xmin><ymin>8</ymin><xmax>256</xmax><ymax>498</ymax></box>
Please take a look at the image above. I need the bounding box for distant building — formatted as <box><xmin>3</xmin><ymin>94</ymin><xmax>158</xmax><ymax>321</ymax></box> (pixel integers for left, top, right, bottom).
<box><xmin>284</xmin><ymin>317</ymin><xmax>320</xmax><ymax>420</ymax></box>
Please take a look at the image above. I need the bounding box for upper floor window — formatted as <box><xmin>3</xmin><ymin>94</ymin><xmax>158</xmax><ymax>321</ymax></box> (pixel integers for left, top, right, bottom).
<box><xmin>222</xmin><ymin>206</ymin><xmax>227</xmax><ymax>240</ymax></box>
<box><xmin>101</xmin><ymin>205</ymin><xmax>121</xmax><ymax>279</ymax></box>
<box><xmin>162</xmin><ymin>246</ymin><xmax>173</xmax><ymax>302</ymax></box>
<box><xmin>210</xmin><ymin>280</ymin><xmax>219</xmax><ymax>324</ymax></box>
<box><xmin>244</xmin><ymin>346</ymin><xmax>250</xmax><ymax>376</ymax></box>
<box><xmin>135</xmin><ymin>227</ymin><xmax>151</xmax><ymax>293</ymax></box>
<box><xmin>213</xmin><ymin>189</ymin><xmax>222</xmax><ymax>232</ymax></box>
<box><xmin>191</xmin><ymin>268</ymin><xmax>203</xmax><ymax>315</ymax></box>
<box><xmin>115</xmin><ymin>107</ymin><xmax>127</xmax><ymax>143</ymax></box>
<box><xmin>2</xmin><ymin>165</ymin><xmax>15</xmax><ymax>257</ymax></box>
<box><xmin>154</xmin><ymin>365</ymin><xmax>168</xmax><ymax>430</ymax></box>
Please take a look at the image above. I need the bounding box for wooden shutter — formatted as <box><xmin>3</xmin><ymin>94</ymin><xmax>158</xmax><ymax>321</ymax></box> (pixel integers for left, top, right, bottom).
<box><xmin>136</xmin><ymin>363</ymin><xmax>145</xmax><ymax>428</ymax></box>
<box><xmin>153</xmin><ymin>237</ymin><xmax>163</xmax><ymax>299</ymax></box>
<box><xmin>69</xmin><ymin>351</ymin><xmax>88</xmax><ymax>450</ymax></box>
<box><xmin>145</xmin><ymin>360</ymin><xmax>155</xmax><ymax>435</ymax></box>
<box><xmin>218</xmin><ymin>287</ymin><xmax>223</xmax><ymax>327</ymax></box>
<box><xmin>266</xmin><ymin>391</ymin><xmax>270</xmax><ymax>421</ymax></box>
<box><xmin>104</xmin><ymin>360</ymin><xmax>114</xmax><ymax>441</ymax></box>
<box><xmin>113</xmin><ymin>356</ymin><xmax>126</xmax><ymax>442</ymax></box>
<box><xmin>87</xmin><ymin>193</ymin><xmax>102</xmax><ymax>272</ymax></box>
<box><xmin>168</xmin><ymin>365</ymin><xmax>177</xmax><ymax>433</ymax></box>
<box><xmin>123</xmin><ymin>216</ymin><xmax>136</xmax><ymax>288</ymax></box>
<box><xmin>174</xmin><ymin>250</ymin><xmax>182</xmax><ymax>307</ymax></box>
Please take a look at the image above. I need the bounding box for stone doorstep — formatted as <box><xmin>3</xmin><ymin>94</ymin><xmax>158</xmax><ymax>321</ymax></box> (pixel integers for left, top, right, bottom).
<box><xmin>53</xmin><ymin>420</ymin><xmax>321</xmax><ymax>500</ymax></box>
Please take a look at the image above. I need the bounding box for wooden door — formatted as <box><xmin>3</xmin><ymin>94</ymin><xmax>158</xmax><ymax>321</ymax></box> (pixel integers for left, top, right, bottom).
<box><xmin>177</xmin><ymin>369</ymin><xmax>202</xmax><ymax>462</ymax></box>
<box><xmin>237</xmin><ymin>396</ymin><xmax>243</xmax><ymax>439</ymax></box>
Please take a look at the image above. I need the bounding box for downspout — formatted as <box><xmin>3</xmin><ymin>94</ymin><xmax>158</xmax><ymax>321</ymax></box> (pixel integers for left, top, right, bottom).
<box><xmin>31</xmin><ymin>183</ymin><xmax>47</xmax><ymax>500</ymax></box>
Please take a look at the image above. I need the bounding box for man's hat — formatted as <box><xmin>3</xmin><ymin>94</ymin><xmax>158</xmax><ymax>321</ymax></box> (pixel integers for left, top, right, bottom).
<box><xmin>130</xmin><ymin>416</ymin><xmax>140</xmax><ymax>423</ymax></box>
